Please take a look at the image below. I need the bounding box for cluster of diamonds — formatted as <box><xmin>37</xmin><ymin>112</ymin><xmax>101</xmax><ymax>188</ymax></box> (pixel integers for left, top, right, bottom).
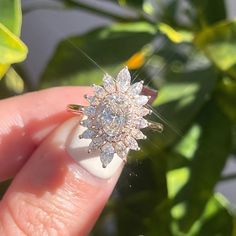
<box><xmin>80</xmin><ymin>67</ymin><xmax>151</xmax><ymax>168</ymax></box>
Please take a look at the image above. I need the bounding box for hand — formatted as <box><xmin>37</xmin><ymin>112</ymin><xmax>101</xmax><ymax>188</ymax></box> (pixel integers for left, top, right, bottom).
<box><xmin>0</xmin><ymin>87</ymin><xmax>124</xmax><ymax>236</ymax></box>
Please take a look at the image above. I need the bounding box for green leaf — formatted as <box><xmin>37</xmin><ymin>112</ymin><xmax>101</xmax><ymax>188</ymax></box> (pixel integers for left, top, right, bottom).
<box><xmin>103</xmin><ymin>0</ymin><xmax>144</xmax><ymax>8</ymax></box>
<box><xmin>150</xmin><ymin>58</ymin><xmax>217</xmax><ymax>149</ymax></box>
<box><xmin>0</xmin><ymin>67</ymin><xmax>24</xmax><ymax>99</ymax></box>
<box><xmin>0</xmin><ymin>0</ymin><xmax>22</xmax><ymax>35</ymax></box>
<box><xmin>0</xmin><ymin>0</ymin><xmax>23</xmax><ymax>79</ymax></box>
<box><xmin>0</xmin><ymin>63</ymin><xmax>9</xmax><ymax>78</ymax></box>
<box><xmin>118</xmin><ymin>0</ymin><xmax>144</xmax><ymax>8</ymax></box>
<box><xmin>0</xmin><ymin>22</ymin><xmax>28</xmax><ymax>64</ymax></box>
<box><xmin>216</xmin><ymin>77</ymin><xmax>236</xmax><ymax>123</ymax></box>
<box><xmin>174</xmin><ymin>124</ymin><xmax>201</xmax><ymax>160</ymax></box>
<box><xmin>40</xmin><ymin>22</ymin><xmax>155</xmax><ymax>88</ymax></box>
<box><xmin>168</xmin><ymin>167</ymin><xmax>190</xmax><ymax>199</ymax></box>
<box><xmin>191</xmin><ymin>0</ymin><xmax>226</xmax><ymax>26</ymax></box>
<box><xmin>171</xmin><ymin>194</ymin><xmax>233</xmax><ymax>235</ymax></box>
<box><xmin>174</xmin><ymin>101</ymin><xmax>231</xmax><ymax>232</ymax></box>
<box><xmin>195</xmin><ymin>194</ymin><xmax>233</xmax><ymax>236</ymax></box>
<box><xmin>158</xmin><ymin>23</ymin><xmax>193</xmax><ymax>44</ymax></box>
<box><xmin>194</xmin><ymin>19</ymin><xmax>236</xmax><ymax>79</ymax></box>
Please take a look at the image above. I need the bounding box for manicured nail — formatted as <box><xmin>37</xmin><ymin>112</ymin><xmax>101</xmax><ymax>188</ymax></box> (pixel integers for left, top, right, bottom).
<box><xmin>66</xmin><ymin>123</ymin><xmax>124</xmax><ymax>179</ymax></box>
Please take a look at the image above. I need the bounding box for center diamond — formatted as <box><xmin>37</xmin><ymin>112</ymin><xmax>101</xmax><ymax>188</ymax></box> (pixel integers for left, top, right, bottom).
<box><xmin>99</xmin><ymin>104</ymin><xmax>126</xmax><ymax>136</ymax></box>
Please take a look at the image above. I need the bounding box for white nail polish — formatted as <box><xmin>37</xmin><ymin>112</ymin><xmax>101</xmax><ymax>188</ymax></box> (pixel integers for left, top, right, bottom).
<box><xmin>66</xmin><ymin>125</ymin><xmax>123</xmax><ymax>179</ymax></box>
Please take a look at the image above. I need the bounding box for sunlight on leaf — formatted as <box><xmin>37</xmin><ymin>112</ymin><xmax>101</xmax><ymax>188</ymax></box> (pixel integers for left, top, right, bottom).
<box><xmin>174</xmin><ymin>124</ymin><xmax>201</xmax><ymax>160</ymax></box>
<box><xmin>0</xmin><ymin>0</ymin><xmax>22</xmax><ymax>35</ymax></box>
<box><xmin>143</xmin><ymin>1</ymin><xmax>155</xmax><ymax>15</ymax></box>
<box><xmin>158</xmin><ymin>23</ymin><xmax>193</xmax><ymax>44</ymax></box>
<box><xmin>171</xmin><ymin>194</ymin><xmax>233</xmax><ymax>235</ymax></box>
<box><xmin>155</xmin><ymin>83</ymin><xmax>199</xmax><ymax>106</ymax></box>
<box><xmin>0</xmin><ymin>23</ymin><xmax>28</xmax><ymax>65</ymax></box>
<box><xmin>194</xmin><ymin>19</ymin><xmax>236</xmax><ymax>79</ymax></box>
<box><xmin>0</xmin><ymin>63</ymin><xmax>9</xmax><ymax>79</ymax></box>
<box><xmin>174</xmin><ymin>101</ymin><xmax>231</xmax><ymax>232</ymax></box>
<box><xmin>0</xmin><ymin>0</ymin><xmax>23</xmax><ymax>79</ymax></box>
<box><xmin>167</xmin><ymin>167</ymin><xmax>190</xmax><ymax>198</ymax></box>
<box><xmin>150</xmin><ymin>63</ymin><xmax>217</xmax><ymax>149</ymax></box>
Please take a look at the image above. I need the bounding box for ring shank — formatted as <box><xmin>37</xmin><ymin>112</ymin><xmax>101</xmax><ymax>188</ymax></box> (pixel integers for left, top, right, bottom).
<box><xmin>67</xmin><ymin>104</ymin><xmax>84</xmax><ymax>114</ymax></box>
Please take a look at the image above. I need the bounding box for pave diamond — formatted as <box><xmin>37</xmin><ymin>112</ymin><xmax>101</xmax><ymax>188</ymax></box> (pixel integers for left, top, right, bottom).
<box><xmin>80</xmin><ymin>129</ymin><xmax>96</xmax><ymax>139</ymax></box>
<box><xmin>85</xmin><ymin>95</ymin><xmax>98</xmax><ymax>106</ymax></box>
<box><xmin>81</xmin><ymin>119</ymin><xmax>93</xmax><ymax>128</ymax></box>
<box><xmin>88</xmin><ymin>136</ymin><xmax>104</xmax><ymax>150</ymax></box>
<box><xmin>79</xmin><ymin>67</ymin><xmax>152</xmax><ymax>167</ymax></box>
<box><xmin>84</xmin><ymin>106</ymin><xmax>96</xmax><ymax>116</ymax></box>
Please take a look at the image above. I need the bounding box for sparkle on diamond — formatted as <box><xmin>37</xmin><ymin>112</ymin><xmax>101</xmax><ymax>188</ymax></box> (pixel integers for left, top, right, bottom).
<box><xmin>80</xmin><ymin>67</ymin><xmax>151</xmax><ymax>168</ymax></box>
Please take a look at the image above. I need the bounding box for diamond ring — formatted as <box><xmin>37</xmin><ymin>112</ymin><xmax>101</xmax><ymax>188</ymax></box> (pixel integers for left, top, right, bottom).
<box><xmin>67</xmin><ymin>67</ymin><xmax>163</xmax><ymax>168</ymax></box>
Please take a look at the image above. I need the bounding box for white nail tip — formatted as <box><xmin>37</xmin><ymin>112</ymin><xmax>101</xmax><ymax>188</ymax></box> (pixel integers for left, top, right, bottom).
<box><xmin>66</xmin><ymin>125</ymin><xmax>123</xmax><ymax>179</ymax></box>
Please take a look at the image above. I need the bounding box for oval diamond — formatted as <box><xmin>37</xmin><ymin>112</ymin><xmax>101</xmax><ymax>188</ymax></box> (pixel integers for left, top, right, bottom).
<box><xmin>98</xmin><ymin>104</ymin><xmax>126</xmax><ymax>137</ymax></box>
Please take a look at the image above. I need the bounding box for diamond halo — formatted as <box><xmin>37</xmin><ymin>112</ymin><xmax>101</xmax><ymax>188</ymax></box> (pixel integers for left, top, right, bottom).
<box><xmin>69</xmin><ymin>67</ymin><xmax>161</xmax><ymax>168</ymax></box>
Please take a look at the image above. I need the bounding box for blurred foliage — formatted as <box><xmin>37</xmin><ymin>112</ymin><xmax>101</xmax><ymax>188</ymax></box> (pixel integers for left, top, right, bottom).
<box><xmin>1</xmin><ymin>0</ymin><xmax>236</xmax><ymax>235</ymax></box>
<box><xmin>0</xmin><ymin>0</ymin><xmax>28</xmax><ymax>80</ymax></box>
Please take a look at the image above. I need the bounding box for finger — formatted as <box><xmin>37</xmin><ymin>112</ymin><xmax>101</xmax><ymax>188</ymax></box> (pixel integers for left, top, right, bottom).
<box><xmin>0</xmin><ymin>117</ymin><xmax>124</xmax><ymax>235</ymax></box>
<box><xmin>0</xmin><ymin>86</ymin><xmax>92</xmax><ymax>181</ymax></box>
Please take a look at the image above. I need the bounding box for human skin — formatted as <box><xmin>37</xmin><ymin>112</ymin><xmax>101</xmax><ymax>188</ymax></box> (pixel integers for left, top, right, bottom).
<box><xmin>0</xmin><ymin>87</ymin><xmax>124</xmax><ymax>236</ymax></box>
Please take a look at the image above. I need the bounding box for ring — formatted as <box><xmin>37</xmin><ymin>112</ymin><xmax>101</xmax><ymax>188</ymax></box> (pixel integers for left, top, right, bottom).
<box><xmin>67</xmin><ymin>67</ymin><xmax>163</xmax><ymax>168</ymax></box>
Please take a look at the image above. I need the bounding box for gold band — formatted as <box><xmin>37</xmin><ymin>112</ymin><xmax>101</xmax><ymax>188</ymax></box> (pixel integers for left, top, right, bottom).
<box><xmin>67</xmin><ymin>104</ymin><xmax>83</xmax><ymax>114</ymax></box>
<box><xmin>147</xmin><ymin>120</ymin><xmax>164</xmax><ymax>133</ymax></box>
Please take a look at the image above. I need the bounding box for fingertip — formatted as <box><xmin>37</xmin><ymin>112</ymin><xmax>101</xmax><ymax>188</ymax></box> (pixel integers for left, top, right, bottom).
<box><xmin>1</xmin><ymin>117</ymin><xmax>123</xmax><ymax>235</ymax></box>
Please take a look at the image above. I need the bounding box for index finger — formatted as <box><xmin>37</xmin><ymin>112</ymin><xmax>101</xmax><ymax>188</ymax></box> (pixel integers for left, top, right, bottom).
<box><xmin>0</xmin><ymin>86</ymin><xmax>92</xmax><ymax>181</ymax></box>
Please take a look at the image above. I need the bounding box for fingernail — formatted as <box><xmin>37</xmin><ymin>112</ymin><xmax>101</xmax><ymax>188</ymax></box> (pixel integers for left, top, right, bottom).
<box><xmin>66</xmin><ymin>120</ymin><xmax>124</xmax><ymax>179</ymax></box>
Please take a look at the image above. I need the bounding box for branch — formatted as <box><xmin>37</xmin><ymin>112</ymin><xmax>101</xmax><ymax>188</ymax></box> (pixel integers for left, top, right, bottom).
<box><xmin>220</xmin><ymin>173</ymin><xmax>236</xmax><ymax>181</ymax></box>
<box><xmin>22</xmin><ymin>1</ymin><xmax>64</xmax><ymax>14</ymax></box>
<box><xmin>61</xmin><ymin>0</ymin><xmax>149</xmax><ymax>22</ymax></box>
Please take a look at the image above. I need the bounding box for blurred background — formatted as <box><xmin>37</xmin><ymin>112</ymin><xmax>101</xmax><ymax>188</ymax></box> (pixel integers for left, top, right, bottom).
<box><xmin>1</xmin><ymin>0</ymin><xmax>236</xmax><ymax>235</ymax></box>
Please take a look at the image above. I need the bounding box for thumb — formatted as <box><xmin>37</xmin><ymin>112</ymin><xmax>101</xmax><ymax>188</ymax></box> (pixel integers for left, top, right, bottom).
<box><xmin>0</xmin><ymin>117</ymin><xmax>124</xmax><ymax>236</ymax></box>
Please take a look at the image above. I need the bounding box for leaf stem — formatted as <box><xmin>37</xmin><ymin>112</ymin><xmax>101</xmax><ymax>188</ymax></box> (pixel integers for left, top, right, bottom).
<box><xmin>61</xmin><ymin>0</ymin><xmax>151</xmax><ymax>23</ymax></box>
<box><xmin>22</xmin><ymin>1</ymin><xmax>64</xmax><ymax>14</ymax></box>
<box><xmin>23</xmin><ymin>0</ymin><xmax>154</xmax><ymax>23</ymax></box>
<box><xmin>220</xmin><ymin>173</ymin><xmax>236</xmax><ymax>181</ymax></box>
